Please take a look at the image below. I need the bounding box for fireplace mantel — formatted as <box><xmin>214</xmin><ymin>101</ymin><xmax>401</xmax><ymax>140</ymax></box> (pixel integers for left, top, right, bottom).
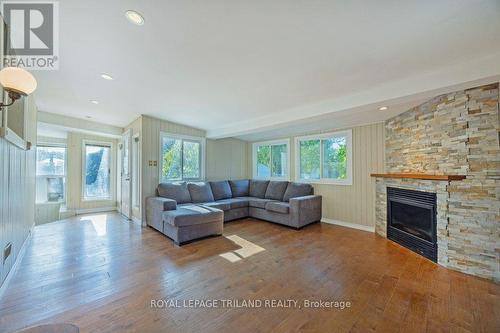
<box><xmin>370</xmin><ymin>173</ymin><xmax>466</xmax><ymax>181</ymax></box>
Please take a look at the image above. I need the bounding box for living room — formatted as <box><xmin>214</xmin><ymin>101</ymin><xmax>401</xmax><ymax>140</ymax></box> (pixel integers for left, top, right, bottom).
<box><xmin>0</xmin><ymin>1</ymin><xmax>499</xmax><ymax>332</ymax></box>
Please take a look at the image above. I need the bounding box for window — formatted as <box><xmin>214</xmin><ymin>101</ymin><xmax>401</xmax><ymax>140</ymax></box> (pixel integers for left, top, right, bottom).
<box><xmin>36</xmin><ymin>145</ymin><xmax>66</xmax><ymax>203</ymax></box>
<box><xmin>256</xmin><ymin>145</ymin><xmax>270</xmax><ymax>177</ymax></box>
<box><xmin>295</xmin><ymin>130</ymin><xmax>352</xmax><ymax>185</ymax></box>
<box><xmin>83</xmin><ymin>142</ymin><xmax>112</xmax><ymax>200</ymax></box>
<box><xmin>160</xmin><ymin>132</ymin><xmax>205</xmax><ymax>182</ymax></box>
<box><xmin>253</xmin><ymin>139</ymin><xmax>289</xmax><ymax>180</ymax></box>
<box><xmin>299</xmin><ymin>139</ymin><xmax>320</xmax><ymax>180</ymax></box>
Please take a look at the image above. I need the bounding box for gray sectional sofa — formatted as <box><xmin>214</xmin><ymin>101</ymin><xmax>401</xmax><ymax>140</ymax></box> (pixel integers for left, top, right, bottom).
<box><xmin>146</xmin><ymin>179</ymin><xmax>322</xmax><ymax>245</ymax></box>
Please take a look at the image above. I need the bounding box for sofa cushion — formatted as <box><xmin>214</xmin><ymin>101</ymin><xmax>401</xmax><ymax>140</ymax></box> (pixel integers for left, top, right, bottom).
<box><xmin>209</xmin><ymin>181</ymin><xmax>232</xmax><ymax>200</ymax></box>
<box><xmin>201</xmin><ymin>201</ymin><xmax>231</xmax><ymax>211</ymax></box>
<box><xmin>264</xmin><ymin>181</ymin><xmax>289</xmax><ymax>201</ymax></box>
<box><xmin>188</xmin><ymin>183</ymin><xmax>215</xmax><ymax>203</ymax></box>
<box><xmin>249</xmin><ymin>180</ymin><xmax>270</xmax><ymax>198</ymax></box>
<box><xmin>229</xmin><ymin>179</ymin><xmax>249</xmax><ymax>197</ymax></box>
<box><xmin>236</xmin><ymin>196</ymin><xmax>277</xmax><ymax>209</ymax></box>
<box><xmin>163</xmin><ymin>205</ymin><xmax>223</xmax><ymax>227</ymax></box>
<box><xmin>157</xmin><ymin>182</ymin><xmax>192</xmax><ymax>204</ymax></box>
<box><xmin>265</xmin><ymin>202</ymin><xmax>290</xmax><ymax>214</ymax></box>
<box><xmin>223</xmin><ymin>197</ymin><xmax>249</xmax><ymax>209</ymax></box>
<box><xmin>147</xmin><ymin>197</ymin><xmax>177</xmax><ymax>211</ymax></box>
<box><xmin>283</xmin><ymin>182</ymin><xmax>314</xmax><ymax>202</ymax></box>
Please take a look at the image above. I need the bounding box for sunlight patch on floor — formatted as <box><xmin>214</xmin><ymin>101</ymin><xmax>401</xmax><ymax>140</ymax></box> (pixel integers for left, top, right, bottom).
<box><xmin>219</xmin><ymin>252</ymin><xmax>242</xmax><ymax>263</ymax></box>
<box><xmin>219</xmin><ymin>235</ymin><xmax>265</xmax><ymax>262</ymax></box>
<box><xmin>81</xmin><ymin>214</ymin><xmax>108</xmax><ymax>236</ymax></box>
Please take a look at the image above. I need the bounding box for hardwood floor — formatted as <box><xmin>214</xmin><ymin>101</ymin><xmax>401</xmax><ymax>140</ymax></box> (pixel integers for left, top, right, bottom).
<box><xmin>0</xmin><ymin>213</ymin><xmax>498</xmax><ymax>333</ymax></box>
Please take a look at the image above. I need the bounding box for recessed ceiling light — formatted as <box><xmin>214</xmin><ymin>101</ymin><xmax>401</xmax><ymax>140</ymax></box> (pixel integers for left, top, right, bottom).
<box><xmin>101</xmin><ymin>73</ymin><xmax>113</xmax><ymax>80</ymax></box>
<box><xmin>90</xmin><ymin>100</ymin><xmax>99</xmax><ymax>104</ymax></box>
<box><xmin>379</xmin><ymin>106</ymin><xmax>388</xmax><ymax>111</ymax></box>
<box><xmin>125</xmin><ymin>10</ymin><xmax>145</xmax><ymax>26</ymax></box>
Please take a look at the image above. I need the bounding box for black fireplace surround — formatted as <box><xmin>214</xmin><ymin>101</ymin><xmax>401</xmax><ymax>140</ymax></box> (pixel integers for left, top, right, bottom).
<box><xmin>387</xmin><ymin>187</ymin><xmax>437</xmax><ymax>262</ymax></box>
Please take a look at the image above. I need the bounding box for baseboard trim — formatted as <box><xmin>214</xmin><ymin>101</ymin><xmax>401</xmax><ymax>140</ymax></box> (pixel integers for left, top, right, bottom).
<box><xmin>0</xmin><ymin>226</ymin><xmax>33</xmax><ymax>301</ymax></box>
<box><xmin>321</xmin><ymin>218</ymin><xmax>375</xmax><ymax>233</ymax></box>
<box><xmin>75</xmin><ymin>207</ymin><xmax>117</xmax><ymax>215</ymax></box>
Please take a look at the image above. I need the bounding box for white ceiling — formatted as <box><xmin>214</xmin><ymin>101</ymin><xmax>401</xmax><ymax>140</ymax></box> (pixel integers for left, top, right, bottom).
<box><xmin>32</xmin><ymin>0</ymin><xmax>500</xmax><ymax>140</ymax></box>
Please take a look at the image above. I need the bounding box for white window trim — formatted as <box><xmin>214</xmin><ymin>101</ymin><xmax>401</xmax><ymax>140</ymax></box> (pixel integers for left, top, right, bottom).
<box><xmin>159</xmin><ymin>132</ymin><xmax>206</xmax><ymax>183</ymax></box>
<box><xmin>252</xmin><ymin>138</ymin><xmax>291</xmax><ymax>181</ymax></box>
<box><xmin>294</xmin><ymin>129</ymin><xmax>353</xmax><ymax>185</ymax></box>
<box><xmin>36</xmin><ymin>142</ymin><xmax>67</xmax><ymax>178</ymax></box>
<box><xmin>132</xmin><ymin>133</ymin><xmax>141</xmax><ymax>209</ymax></box>
<box><xmin>0</xmin><ymin>96</ymin><xmax>28</xmax><ymax>150</ymax></box>
<box><xmin>82</xmin><ymin>140</ymin><xmax>115</xmax><ymax>201</ymax></box>
<box><xmin>36</xmin><ymin>143</ymin><xmax>68</xmax><ymax>204</ymax></box>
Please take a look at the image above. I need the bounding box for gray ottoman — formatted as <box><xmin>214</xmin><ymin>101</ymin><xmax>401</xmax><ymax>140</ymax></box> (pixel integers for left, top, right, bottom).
<box><xmin>162</xmin><ymin>205</ymin><xmax>224</xmax><ymax>245</ymax></box>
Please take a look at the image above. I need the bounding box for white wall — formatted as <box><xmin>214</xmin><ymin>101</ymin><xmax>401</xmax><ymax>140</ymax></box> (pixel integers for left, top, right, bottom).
<box><xmin>38</xmin><ymin>111</ymin><xmax>122</xmax><ymax>137</ymax></box>
<box><xmin>37</xmin><ymin>136</ymin><xmax>66</xmax><ymax>146</ymax></box>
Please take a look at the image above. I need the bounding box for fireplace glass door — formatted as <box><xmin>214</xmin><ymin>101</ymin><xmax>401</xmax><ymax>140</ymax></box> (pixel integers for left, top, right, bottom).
<box><xmin>387</xmin><ymin>187</ymin><xmax>437</xmax><ymax>262</ymax></box>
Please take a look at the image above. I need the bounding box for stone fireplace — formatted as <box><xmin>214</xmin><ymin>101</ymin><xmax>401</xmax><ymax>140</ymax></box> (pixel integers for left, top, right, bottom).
<box><xmin>373</xmin><ymin>83</ymin><xmax>499</xmax><ymax>281</ymax></box>
<box><xmin>375</xmin><ymin>177</ymin><xmax>457</xmax><ymax>269</ymax></box>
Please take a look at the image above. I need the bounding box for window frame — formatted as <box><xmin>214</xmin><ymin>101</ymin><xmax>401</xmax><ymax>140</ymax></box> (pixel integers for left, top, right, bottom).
<box><xmin>0</xmin><ymin>92</ymin><xmax>29</xmax><ymax>150</ymax></box>
<box><xmin>295</xmin><ymin>129</ymin><xmax>353</xmax><ymax>185</ymax></box>
<box><xmin>252</xmin><ymin>138</ymin><xmax>290</xmax><ymax>181</ymax></box>
<box><xmin>82</xmin><ymin>140</ymin><xmax>114</xmax><ymax>201</ymax></box>
<box><xmin>159</xmin><ymin>132</ymin><xmax>206</xmax><ymax>183</ymax></box>
<box><xmin>132</xmin><ymin>133</ymin><xmax>141</xmax><ymax>209</ymax></box>
<box><xmin>35</xmin><ymin>143</ymin><xmax>67</xmax><ymax>204</ymax></box>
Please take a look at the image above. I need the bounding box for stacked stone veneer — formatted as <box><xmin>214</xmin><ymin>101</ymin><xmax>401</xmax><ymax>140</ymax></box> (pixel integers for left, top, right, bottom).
<box><xmin>375</xmin><ymin>83</ymin><xmax>499</xmax><ymax>281</ymax></box>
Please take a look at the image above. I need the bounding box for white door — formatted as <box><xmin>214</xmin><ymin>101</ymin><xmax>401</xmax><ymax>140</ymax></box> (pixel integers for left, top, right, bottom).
<box><xmin>121</xmin><ymin>130</ymin><xmax>132</xmax><ymax>219</ymax></box>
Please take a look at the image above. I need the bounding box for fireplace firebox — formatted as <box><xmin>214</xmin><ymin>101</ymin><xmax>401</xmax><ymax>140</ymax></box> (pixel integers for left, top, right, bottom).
<box><xmin>387</xmin><ymin>187</ymin><xmax>437</xmax><ymax>262</ymax></box>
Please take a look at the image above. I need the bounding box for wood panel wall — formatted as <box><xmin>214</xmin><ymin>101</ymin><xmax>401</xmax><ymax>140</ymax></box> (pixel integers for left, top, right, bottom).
<box><xmin>137</xmin><ymin>116</ymin><xmax>385</xmax><ymax>228</ymax></box>
<box><xmin>140</xmin><ymin>116</ymin><xmax>206</xmax><ymax>223</ymax></box>
<box><xmin>314</xmin><ymin>123</ymin><xmax>385</xmax><ymax>227</ymax></box>
<box><xmin>35</xmin><ymin>203</ymin><xmax>61</xmax><ymax>225</ymax></box>
<box><xmin>0</xmin><ymin>95</ymin><xmax>37</xmax><ymax>287</ymax></box>
<box><xmin>247</xmin><ymin>122</ymin><xmax>385</xmax><ymax>228</ymax></box>
<box><xmin>206</xmin><ymin>138</ymin><xmax>248</xmax><ymax>181</ymax></box>
<box><xmin>127</xmin><ymin>116</ymin><xmax>250</xmax><ymax>224</ymax></box>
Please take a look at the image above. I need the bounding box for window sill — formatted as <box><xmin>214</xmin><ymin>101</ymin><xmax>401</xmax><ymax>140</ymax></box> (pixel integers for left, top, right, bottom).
<box><xmin>253</xmin><ymin>176</ymin><xmax>291</xmax><ymax>181</ymax></box>
<box><xmin>37</xmin><ymin>175</ymin><xmax>65</xmax><ymax>178</ymax></box>
<box><xmin>82</xmin><ymin>197</ymin><xmax>113</xmax><ymax>202</ymax></box>
<box><xmin>36</xmin><ymin>201</ymin><xmax>63</xmax><ymax>205</ymax></box>
<box><xmin>0</xmin><ymin>127</ymin><xmax>28</xmax><ymax>150</ymax></box>
<box><xmin>296</xmin><ymin>179</ymin><xmax>353</xmax><ymax>186</ymax></box>
<box><xmin>161</xmin><ymin>179</ymin><xmax>204</xmax><ymax>183</ymax></box>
